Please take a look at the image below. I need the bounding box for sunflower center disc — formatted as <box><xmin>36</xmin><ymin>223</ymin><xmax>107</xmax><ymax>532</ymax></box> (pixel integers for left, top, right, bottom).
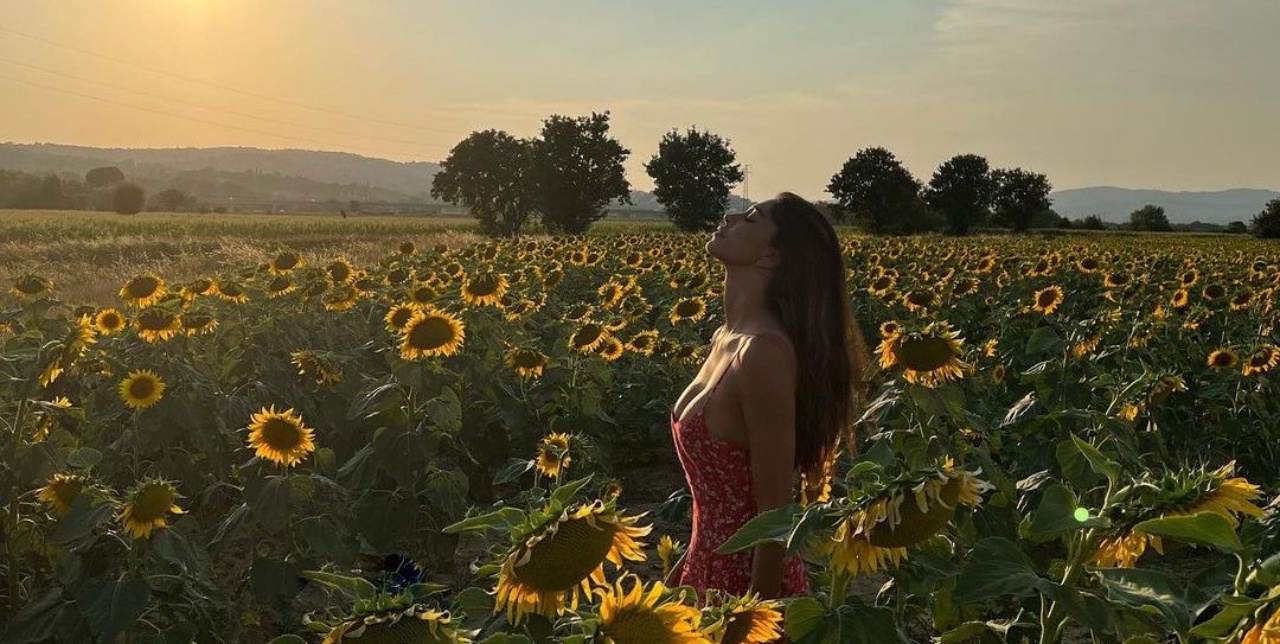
<box><xmin>896</xmin><ymin>336</ymin><xmax>957</xmax><ymax>372</ymax></box>
<box><xmin>262</xmin><ymin>418</ymin><xmax>303</xmax><ymax>451</ymax></box>
<box><xmin>609</xmin><ymin>607</ymin><xmax>673</xmax><ymax>644</ymax></box>
<box><xmin>514</xmin><ymin>518</ymin><xmax>616</xmax><ymax>592</ymax></box>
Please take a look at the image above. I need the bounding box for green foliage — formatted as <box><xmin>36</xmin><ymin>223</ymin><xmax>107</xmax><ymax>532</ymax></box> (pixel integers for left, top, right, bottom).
<box><xmin>1251</xmin><ymin>198</ymin><xmax>1280</xmax><ymax>238</ymax></box>
<box><xmin>826</xmin><ymin>147</ymin><xmax>931</xmax><ymax>234</ymax></box>
<box><xmin>644</xmin><ymin>127</ymin><xmax>744</xmax><ymax>232</ymax></box>
<box><xmin>84</xmin><ymin>166</ymin><xmax>124</xmax><ymax>189</ymax></box>
<box><xmin>1128</xmin><ymin>204</ymin><xmax>1172</xmax><ymax>232</ymax></box>
<box><xmin>924</xmin><ymin>154</ymin><xmax>995</xmax><ymax>236</ymax></box>
<box><xmin>112</xmin><ymin>182</ymin><xmax>146</xmax><ymax>215</ymax></box>
<box><xmin>529</xmin><ymin>111</ymin><xmax>632</xmax><ymax>234</ymax></box>
<box><xmin>430</xmin><ymin>129</ymin><xmax>537</xmax><ymax>238</ymax></box>
<box><xmin>991</xmin><ymin>167</ymin><xmax>1053</xmax><ymax>233</ymax></box>
<box><xmin>152</xmin><ymin>188</ymin><xmax>193</xmax><ymax>213</ymax></box>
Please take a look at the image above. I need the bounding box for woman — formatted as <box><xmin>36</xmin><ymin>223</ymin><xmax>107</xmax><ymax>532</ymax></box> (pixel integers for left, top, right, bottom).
<box><xmin>667</xmin><ymin>191</ymin><xmax>870</xmax><ymax>600</ymax></box>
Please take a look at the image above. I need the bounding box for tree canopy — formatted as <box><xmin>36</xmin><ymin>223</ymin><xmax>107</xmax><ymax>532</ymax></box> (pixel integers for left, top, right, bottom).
<box><xmin>530</xmin><ymin>112</ymin><xmax>632</xmax><ymax>234</ymax></box>
<box><xmin>1251</xmin><ymin>199</ymin><xmax>1280</xmax><ymax>238</ymax></box>
<box><xmin>991</xmin><ymin>168</ymin><xmax>1053</xmax><ymax>233</ymax></box>
<box><xmin>1128</xmin><ymin>204</ymin><xmax>1172</xmax><ymax>232</ymax></box>
<box><xmin>644</xmin><ymin>127</ymin><xmax>744</xmax><ymax>232</ymax></box>
<box><xmin>430</xmin><ymin>129</ymin><xmax>537</xmax><ymax>237</ymax></box>
<box><xmin>826</xmin><ymin>147</ymin><xmax>930</xmax><ymax>234</ymax></box>
<box><xmin>924</xmin><ymin>154</ymin><xmax>995</xmax><ymax>236</ymax></box>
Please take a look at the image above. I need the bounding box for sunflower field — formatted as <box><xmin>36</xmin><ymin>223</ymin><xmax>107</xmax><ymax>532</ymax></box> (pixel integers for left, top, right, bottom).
<box><xmin>3</xmin><ymin>229</ymin><xmax>1280</xmax><ymax>643</ymax></box>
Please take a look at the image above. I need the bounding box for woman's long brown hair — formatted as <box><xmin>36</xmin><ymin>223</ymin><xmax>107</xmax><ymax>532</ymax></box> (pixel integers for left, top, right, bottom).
<box><xmin>765</xmin><ymin>192</ymin><xmax>871</xmax><ymax>476</ymax></box>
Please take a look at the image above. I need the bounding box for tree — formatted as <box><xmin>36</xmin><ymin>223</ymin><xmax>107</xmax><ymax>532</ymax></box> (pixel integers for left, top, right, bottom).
<box><xmin>1227</xmin><ymin>221</ymin><xmax>1249</xmax><ymax>235</ymax></box>
<box><xmin>530</xmin><ymin>111</ymin><xmax>632</xmax><ymax>234</ymax></box>
<box><xmin>644</xmin><ymin>127</ymin><xmax>744</xmax><ymax>232</ymax></box>
<box><xmin>1079</xmin><ymin>214</ymin><xmax>1106</xmax><ymax>230</ymax></box>
<box><xmin>826</xmin><ymin>147</ymin><xmax>930</xmax><ymax>234</ymax></box>
<box><xmin>991</xmin><ymin>167</ymin><xmax>1052</xmax><ymax>232</ymax></box>
<box><xmin>924</xmin><ymin>154</ymin><xmax>994</xmax><ymax>236</ymax></box>
<box><xmin>430</xmin><ymin>129</ymin><xmax>537</xmax><ymax>237</ymax></box>
<box><xmin>154</xmin><ymin>188</ymin><xmax>190</xmax><ymax>212</ymax></box>
<box><xmin>1251</xmin><ymin>199</ymin><xmax>1280</xmax><ymax>238</ymax></box>
<box><xmin>85</xmin><ymin>166</ymin><xmax>125</xmax><ymax>188</ymax></box>
<box><xmin>1128</xmin><ymin>204</ymin><xmax>1171</xmax><ymax>232</ymax></box>
<box><xmin>113</xmin><ymin>183</ymin><xmax>146</xmax><ymax>215</ymax></box>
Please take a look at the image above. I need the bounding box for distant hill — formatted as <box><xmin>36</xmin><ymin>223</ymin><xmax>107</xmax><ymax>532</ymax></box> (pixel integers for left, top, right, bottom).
<box><xmin>0</xmin><ymin>142</ymin><xmax>728</xmax><ymax>211</ymax></box>
<box><xmin>1051</xmin><ymin>186</ymin><xmax>1278</xmax><ymax>225</ymax></box>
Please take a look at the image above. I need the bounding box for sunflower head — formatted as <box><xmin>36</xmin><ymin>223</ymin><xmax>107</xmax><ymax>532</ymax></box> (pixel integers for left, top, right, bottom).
<box><xmin>670</xmin><ymin>298</ymin><xmax>707</xmax><ymax>324</ymax></box>
<box><xmin>598</xmin><ymin>337</ymin><xmax>625</xmax><ymax>361</ymax></box>
<box><xmin>11</xmin><ymin>274</ymin><xmax>54</xmax><ymax>298</ymax></box>
<box><xmin>247</xmin><ymin>405</ymin><xmax>317</xmax><ymax>467</ymax></box>
<box><xmin>535</xmin><ymin>432</ymin><xmax>572</xmax><ymax>478</ymax></box>
<box><xmin>399</xmin><ymin>308</ymin><xmax>466</xmax><ymax>360</ymax></box>
<box><xmin>270</xmin><ymin>251</ymin><xmax>304</xmax><ymax>274</ymax></box>
<box><xmin>384</xmin><ymin>303</ymin><xmax>423</xmax><ymax>333</ymax></box>
<box><xmin>119</xmin><ymin>369</ymin><xmax>166</xmax><ymax>410</ymax></box>
<box><xmin>876</xmin><ymin>321</ymin><xmax>967</xmax><ymax>387</ymax></box>
<box><xmin>321</xmin><ymin>604</ymin><xmax>467</xmax><ymax>644</ymax></box>
<box><xmin>36</xmin><ymin>472</ymin><xmax>98</xmax><ymax>517</ymax></box>
<box><xmin>495</xmin><ymin>501</ymin><xmax>650</xmax><ymax>624</ymax></box>
<box><xmin>93</xmin><ymin>308</ymin><xmax>127</xmax><ymax>335</ymax></box>
<box><xmin>705</xmin><ymin>593</ymin><xmax>784</xmax><ymax>644</ymax></box>
<box><xmin>506</xmin><ymin>348</ymin><xmax>548</xmax><ymax>379</ymax></box>
<box><xmin>120</xmin><ymin>478</ymin><xmax>185</xmax><ymax>540</ymax></box>
<box><xmin>1033</xmin><ymin>286</ymin><xmax>1065</xmax><ymax>314</ymax></box>
<box><xmin>1207</xmin><ymin>349</ymin><xmax>1239</xmax><ymax>369</ymax></box>
<box><xmin>462</xmin><ymin>271</ymin><xmax>508</xmax><ymax>307</ymax></box>
<box><xmin>594</xmin><ymin>575</ymin><xmax>708</xmax><ymax>644</ymax></box>
<box><xmin>569</xmin><ymin>323</ymin><xmax>609</xmax><ymax>354</ymax></box>
<box><xmin>133</xmin><ymin>306</ymin><xmax>182</xmax><ymax>343</ymax></box>
<box><xmin>1243</xmin><ymin>345</ymin><xmax>1280</xmax><ymax>376</ymax></box>
<box><xmin>291</xmin><ymin>350</ymin><xmax>342</xmax><ymax>386</ymax></box>
<box><xmin>326</xmin><ymin>258</ymin><xmax>356</xmax><ymax>284</ymax></box>
<box><xmin>119</xmin><ymin>275</ymin><xmax>166</xmax><ymax>307</ymax></box>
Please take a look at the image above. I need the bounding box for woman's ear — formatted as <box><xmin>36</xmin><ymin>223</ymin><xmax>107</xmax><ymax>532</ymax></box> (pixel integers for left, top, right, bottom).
<box><xmin>758</xmin><ymin>247</ymin><xmax>782</xmax><ymax>270</ymax></box>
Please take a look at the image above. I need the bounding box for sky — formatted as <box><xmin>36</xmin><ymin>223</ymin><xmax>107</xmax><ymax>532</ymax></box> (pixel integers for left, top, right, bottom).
<box><xmin>2</xmin><ymin>0</ymin><xmax>1277</xmax><ymax>200</ymax></box>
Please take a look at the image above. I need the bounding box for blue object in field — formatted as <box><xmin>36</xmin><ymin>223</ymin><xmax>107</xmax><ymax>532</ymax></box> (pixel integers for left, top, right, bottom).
<box><xmin>382</xmin><ymin>553</ymin><xmax>426</xmax><ymax>593</ymax></box>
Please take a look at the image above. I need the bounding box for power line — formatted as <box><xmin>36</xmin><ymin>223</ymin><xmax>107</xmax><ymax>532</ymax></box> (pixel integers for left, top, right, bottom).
<box><xmin>0</xmin><ymin>73</ymin><xmax>433</xmax><ymax>159</ymax></box>
<box><xmin>0</xmin><ymin>57</ymin><xmax>458</xmax><ymax>152</ymax></box>
<box><xmin>0</xmin><ymin>25</ymin><xmax>543</xmax><ymax>133</ymax></box>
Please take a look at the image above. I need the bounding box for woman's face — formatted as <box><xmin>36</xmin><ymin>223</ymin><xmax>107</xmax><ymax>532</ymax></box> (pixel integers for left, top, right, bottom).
<box><xmin>706</xmin><ymin>200</ymin><xmax>781</xmax><ymax>269</ymax></box>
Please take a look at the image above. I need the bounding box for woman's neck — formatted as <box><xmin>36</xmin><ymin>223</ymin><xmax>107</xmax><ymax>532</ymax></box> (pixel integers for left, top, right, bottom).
<box><xmin>721</xmin><ymin>265</ymin><xmax>774</xmax><ymax>333</ymax></box>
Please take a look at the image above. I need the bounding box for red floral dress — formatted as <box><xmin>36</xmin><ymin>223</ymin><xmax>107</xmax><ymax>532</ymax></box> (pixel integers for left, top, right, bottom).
<box><xmin>670</xmin><ymin>371</ymin><xmax>809</xmax><ymax>601</ymax></box>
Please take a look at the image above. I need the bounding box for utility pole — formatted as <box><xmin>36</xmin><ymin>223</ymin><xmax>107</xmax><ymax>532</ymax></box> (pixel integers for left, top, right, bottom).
<box><xmin>742</xmin><ymin>164</ymin><xmax>751</xmax><ymax>207</ymax></box>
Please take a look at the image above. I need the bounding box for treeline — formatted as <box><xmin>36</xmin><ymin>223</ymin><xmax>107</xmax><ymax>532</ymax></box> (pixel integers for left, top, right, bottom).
<box><xmin>431</xmin><ymin>113</ymin><xmax>1278</xmax><ymax>238</ymax></box>
<box><xmin>0</xmin><ymin>166</ymin><xmax>206</xmax><ymax>214</ymax></box>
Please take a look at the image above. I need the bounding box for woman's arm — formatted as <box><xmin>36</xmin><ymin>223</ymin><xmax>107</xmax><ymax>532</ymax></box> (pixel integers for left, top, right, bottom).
<box><xmin>738</xmin><ymin>334</ymin><xmax>798</xmax><ymax>599</ymax></box>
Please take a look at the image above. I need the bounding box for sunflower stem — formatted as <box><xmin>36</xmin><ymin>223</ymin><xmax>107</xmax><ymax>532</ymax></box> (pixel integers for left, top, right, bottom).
<box><xmin>828</xmin><ymin>570</ymin><xmax>847</xmax><ymax>609</ymax></box>
<box><xmin>7</xmin><ymin>396</ymin><xmax>31</xmax><ymax>611</ymax></box>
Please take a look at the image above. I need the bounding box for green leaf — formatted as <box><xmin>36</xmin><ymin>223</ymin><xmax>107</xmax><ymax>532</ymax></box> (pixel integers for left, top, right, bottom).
<box><xmin>1069</xmin><ymin>434</ymin><xmax>1120</xmax><ymax>483</ymax></box>
<box><xmin>52</xmin><ymin>497</ymin><xmax>113</xmax><ymax>547</ymax></box>
<box><xmin>347</xmin><ymin>382</ymin><xmax>403</xmax><ymax>421</ymax></box>
<box><xmin>715</xmin><ymin>504</ymin><xmax>801</xmax><ymax>554</ymax></box>
<box><xmin>249</xmin><ymin>476</ymin><xmax>291</xmax><ymax>535</ymax></box>
<box><xmin>299</xmin><ymin>571</ymin><xmax>378</xmax><ymax>602</ymax></box>
<box><xmin>493</xmin><ymin>458</ymin><xmax>535</xmax><ymax>485</ymax></box>
<box><xmin>266</xmin><ymin>637</ymin><xmax>307</xmax><ymax>644</ymax></box>
<box><xmin>784</xmin><ymin>597</ymin><xmax>831</xmax><ymax>643</ymax></box>
<box><xmin>940</xmin><ymin>622</ymin><xmax>1005</xmax><ymax>644</ymax></box>
<box><xmin>452</xmin><ymin>586</ymin><xmax>495</xmax><ymax>629</ymax></box>
<box><xmin>2</xmin><ymin>587</ymin><xmax>67</xmax><ymax>644</ymax></box>
<box><xmin>66</xmin><ymin>447</ymin><xmax>102</xmax><ymax>469</ymax></box>
<box><xmin>836</xmin><ymin>598</ymin><xmax>908</xmax><ymax>643</ymax></box>
<box><xmin>442</xmin><ymin>507</ymin><xmax>527</xmax><ymax>535</ymax></box>
<box><xmin>953</xmin><ymin>537</ymin><xmax>1043</xmax><ymax>604</ymax></box>
<box><xmin>1024</xmin><ymin>326</ymin><xmax>1061</xmax><ymax>356</ymax></box>
<box><xmin>1189</xmin><ymin>593</ymin><xmax>1268</xmax><ymax>638</ymax></box>
<box><xmin>75</xmin><ymin>577</ymin><xmax>151</xmax><ymax>639</ymax></box>
<box><xmin>549</xmin><ymin>475</ymin><xmax>593</xmax><ymax>509</ymax></box>
<box><xmin>1029</xmin><ymin>484</ymin><xmax>1109</xmax><ymax>538</ymax></box>
<box><xmin>1134</xmin><ymin>512</ymin><xmax>1242</xmax><ymax>552</ymax></box>
<box><xmin>1096</xmin><ymin>568</ymin><xmax>1192</xmax><ymax>635</ymax></box>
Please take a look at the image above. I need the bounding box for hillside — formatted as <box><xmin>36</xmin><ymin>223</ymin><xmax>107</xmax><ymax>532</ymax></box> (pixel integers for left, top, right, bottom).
<box><xmin>1051</xmin><ymin>186</ymin><xmax>1278</xmax><ymax>225</ymax></box>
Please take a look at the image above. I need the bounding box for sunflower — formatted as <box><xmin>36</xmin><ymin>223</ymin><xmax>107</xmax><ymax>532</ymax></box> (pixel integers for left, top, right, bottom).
<box><xmin>133</xmin><ymin>306</ymin><xmax>182</xmax><ymax>343</ymax></box>
<box><xmin>599</xmin><ymin>280</ymin><xmax>627</xmax><ymax>308</ymax></box>
<box><xmin>627</xmin><ymin>330</ymin><xmax>659</xmax><ymax>356</ymax></box>
<box><xmin>535</xmin><ymin>432</ymin><xmax>572</xmax><ymax>478</ymax></box>
<box><xmin>901</xmin><ymin>289</ymin><xmax>937</xmax><ymax>313</ymax></box>
<box><xmin>1091</xmin><ymin>462</ymin><xmax>1264</xmax><ymax>567</ymax></box>
<box><xmin>322</xmin><ymin>285</ymin><xmax>360</xmax><ymax>312</ymax></box>
<box><xmin>409</xmin><ymin>285</ymin><xmax>438</xmax><ymax>307</ymax></box>
<box><xmin>1243</xmin><ymin>345</ymin><xmax>1280</xmax><ymax>376</ymax></box>
<box><xmin>265</xmin><ymin>275</ymin><xmax>297</xmax><ymax>299</ymax></box>
<box><xmin>594</xmin><ymin>575</ymin><xmax>709</xmax><ymax>644</ymax></box>
<box><xmin>384</xmin><ymin>303</ymin><xmax>422</xmax><ymax>333</ymax></box>
<box><xmin>291</xmin><ymin>350</ymin><xmax>342</xmax><ymax>386</ymax></box>
<box><xmin>670</xmin><ymin>298</ymin><xmax>707</xmax><ymax>325</ymax></box>
<box><xmin>1170</xmin><ymin>289</ymin><xmax>1190</xmax><ymax>308</ymax></box>
<box><xmin>1076</xmin><ymin>257</ymin><xmax>1102</xmax><ymax>274</ymax></box>
<box><xmin>1230</xmin><ymin>290</ymin><xmax>1255</xmax><ymax>311</ymax></box>
<box><xmin>1240</xmin><ymin>608</ymin><xmax>1280</xmax><ymax>644</ymax></box>
<box><xmin>706</xmin><ymin>593</ymin><xmax>785</xmax><ymax>644</ymax></box>
<box><xmin>321</xmin><ymin>605</ymin><xmax>467</xmax><ymax>644</ymax></box>
<box><xmin>657</xmin><ymin>535</ymin><xmax>685</xmax><ymax>580</ymax></box>
<box><xmin>120</xmin><ymin>479</ymin><xmax>185</xmax><ymax>539</ymax></box>
<box><xmin>565</xmin><ymin>303</ymin><xmax>594</xmax><ymax>322</ymax></box>
<box><xmin>247</xmin><ymin>405</ymin><xmax>317</xmax><ymax>467</ymax></box>
<box><xmin>800</xmin><ymin>452</ymin><xmax>837</xmax><ymax>508</ymax></box>
<box><xmin>506</xmin><ymin>348</ymin><xmax>548</xmax><ymax>379</ymax></box>
<box><xmin>1032</xmin><ymin>286</ymin><xmax>1065</xmax><ymax>314</ymax></box>
<box><xmin>269</xmin><ymin>251</ymin><xmax>304</xmax><ymax>274</ymax></box>
<box><xmin>179</xmin><ymin>278</ymin><xmax>217</xmax><ymax>301</ymax></box>
<box><xmin>599</xmin><ymin>337</ymin><xmax>626</xmax><ymax>361</ymax></box>
<box><xmin>461</xmin><ymin>272</ymin><xmax>509</xmax><ymax>307</ymax></box>
<box><xmin>1207</xmin><ymin>349</ymin><xmax>1239</xmax><ymax>369</ymax></box>
<box><xmin>1202</xmin><ymin>283</ymin><xmax>1227</xmax><ymax>302</ymax></box>
<box><xmin>119</xmin><ymin>275</ymin><xmax>166</xmax><ymax>307</ymax></box>
<box><xmin>181</xmin><ymin>311</ymin><xmax>218</xmax><ymax>336</ymax></box>
<box><xmin>569</xmin><ymin>323</ymin><xmax>609</xmax><ymax>354</ymax></box>
<box><xmin>10</xmin><ymin>274</ymin><xmax>54</xmax><ymax>298</ymax></box>
<box><xmin>119</xmin><ymin>370</ymin><xmax>166</xmax><ymax>410</ymax></box>
<box><xmin>93</xmin><ymin>308</ymin><xmax>127</xmax><ymax>335</ymax></box>
<box><xmin>400</xmin><ymin>308</ymin><xmax>466</xmax><ymax>360</ymax></box>
<box><xmin>325</xmin><ymin>258</ymin><xmax>356</xmax><ymax>284</ymax></box>
<box><xmin>876</xmin><ymin>321</ymin><xmax>967</xmax><ymax>387</ymax></box>
<box><xmin>36</xmin><ymin>472</ymin><xmax>90</xmax><ymax>517</ymax></box>
<box><xmin>494</xmin><ymin>501</ymin><xmax>650</xmax><ymax>624</ymax></box>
